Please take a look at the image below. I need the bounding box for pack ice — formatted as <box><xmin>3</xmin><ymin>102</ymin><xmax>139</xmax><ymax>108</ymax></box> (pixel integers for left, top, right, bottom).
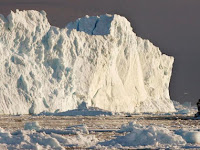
<box><xmin>0</xmin><ymin>10</ymin><xmax>175</xmax><ymax>114</ymax></box>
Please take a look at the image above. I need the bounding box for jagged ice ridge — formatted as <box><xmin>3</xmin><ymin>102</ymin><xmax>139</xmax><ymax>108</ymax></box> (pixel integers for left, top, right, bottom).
<box><xmin>0</xmin><ymin>10</ymin><xmax>175</xmax><ymax>114</ymax></box>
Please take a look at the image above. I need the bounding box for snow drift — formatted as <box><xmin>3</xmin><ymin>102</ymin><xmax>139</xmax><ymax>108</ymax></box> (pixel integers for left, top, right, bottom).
<box><xmin>0</xmin><ymin>10</ymin><xmax>175</xmax><ymax>114</ymax></box>
<box><xmin>0</xmin><ymin>124</ymin><xmax>98</xmax><ymax>149</ymax></box>
<box><xmin>99</xmin><ymin>122</ymin><xmax>186</xmax><ymax>147</ymax></box>
<box><xmin>1</xmin><ymin>121</ymin><xmax>199</xmax><ymax>149</ymax></box>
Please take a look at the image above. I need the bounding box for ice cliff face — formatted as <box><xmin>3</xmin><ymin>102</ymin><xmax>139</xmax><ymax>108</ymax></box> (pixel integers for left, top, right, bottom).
<box><xmin>0</xmin><ymin>10</ymin><xmax>175</xmax><ymax>114</ymax></box>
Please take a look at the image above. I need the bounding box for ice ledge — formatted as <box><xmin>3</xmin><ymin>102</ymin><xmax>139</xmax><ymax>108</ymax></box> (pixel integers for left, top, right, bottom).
<box><xmin>66</xmin><ymin>14</ymin><xmax>132</xmax><ymax>36</ymax></box>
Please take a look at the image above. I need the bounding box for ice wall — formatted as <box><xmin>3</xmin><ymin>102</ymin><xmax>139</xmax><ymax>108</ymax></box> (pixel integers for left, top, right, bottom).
<box><xmin>0</xmin><ymin>10</ymin><xmax>175</xmax><ymax>114</ymax></box>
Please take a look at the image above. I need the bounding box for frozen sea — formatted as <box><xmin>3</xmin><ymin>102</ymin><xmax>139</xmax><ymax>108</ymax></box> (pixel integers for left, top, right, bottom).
<box><xmin>0</xmin><ymin>101</ymin><xmax>199</xmax><ymax>149</ymax></box>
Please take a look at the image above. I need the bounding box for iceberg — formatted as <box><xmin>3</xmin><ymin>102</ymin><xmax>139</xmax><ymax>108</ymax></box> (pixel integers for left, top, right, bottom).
<box><xmin>0</xmin><ymin>10</ymin><xmax>175</xmax><ymax>114</ymax></box>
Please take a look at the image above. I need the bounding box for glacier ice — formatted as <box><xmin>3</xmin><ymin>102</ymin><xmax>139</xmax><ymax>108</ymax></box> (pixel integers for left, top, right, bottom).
<box><xmin>0</xmin><ymin>10</ymin><xmax>175</xmax><ymax>114</ymax></box>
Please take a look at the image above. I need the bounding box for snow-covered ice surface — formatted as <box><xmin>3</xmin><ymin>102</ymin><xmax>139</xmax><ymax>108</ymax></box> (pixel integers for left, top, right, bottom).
<box><xmin>98</xmin><ymin>122</ymin><xmax>187</xmax><ymax>148</ymax></box>
<box><xmin>96</xmin><ymin>121</ymin><xmax>200</xmax><ymax>149</ymax></box>
<box><xmin>0</xmin><ymin>123</ymin><xmax>98</xmax><ymax>150</ymax></box>
<box><xmin>0</xmin><ymin>102</ymin><xmax>199</xmax><ymax>149</ymax></box>
<box><xmin>0</xmin><ymin>10</ymin><xmax>175</xmax><ymax>115</ymax></box>
<box><xmin>0</xmin><ymin>113</ymin><xmax>200</xmax><ymax>149</ymax></box>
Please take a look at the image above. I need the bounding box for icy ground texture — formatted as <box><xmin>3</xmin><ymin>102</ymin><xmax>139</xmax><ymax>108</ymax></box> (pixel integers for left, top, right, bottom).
<box><xmin>0</xmin><ymin>10</ymin><xmax>175</xmax><ymax>114</ymax></box>
<box><xmin>0</xmin><ymin>121</ymin><xmax>199</xmax><ymax>149</ymax></box>
<box><xmin>97</xmin><ymin>122</ymin><xmax>200</xmax><ymax>149</ymax></box>
<box><xmin>0</xmin><ymin>122</ymin><xmax>98</xmax><ymax>150</ymax></box>
<box><xmin>99</xmin><ymin>122</ymin><xmax>186</xmax><ymax>148</ymax></box>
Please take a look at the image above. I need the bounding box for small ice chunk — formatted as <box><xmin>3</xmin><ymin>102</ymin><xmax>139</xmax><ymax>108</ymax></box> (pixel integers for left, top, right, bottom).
<box><xmin>78</xmin><ymin>101</ymin><xmax>88</xmax><ymax>110</ymax></box>
<box><xmin>24</xmin><ymin>122</ymin><xmax>41</xmax><ymax>131</ymax></box>
<box><xmin>66</xmin><ymin>124</ymin><xmax>89</xmax><ymax>134</ymax></box>
<box><xmin>175</xmin><ymin>129</ymin><xmax>200</xmax><ymax>144</ymax></box>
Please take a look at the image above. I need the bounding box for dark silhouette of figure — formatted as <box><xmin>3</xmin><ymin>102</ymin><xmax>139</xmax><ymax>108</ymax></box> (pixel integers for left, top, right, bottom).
<box><xmin>195</xmin><ymin>99</ymin><xmax>200</xmax><ymax>117</ymax></box>
<box><xmin>197</xmin><ymin>99</ymin><xmax>200</xmax><ymax>112</ymax></box>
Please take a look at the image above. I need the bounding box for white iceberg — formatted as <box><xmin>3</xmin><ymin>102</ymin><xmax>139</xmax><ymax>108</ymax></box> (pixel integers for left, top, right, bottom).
<box><xmin>0</xmin><ymin>10</ymin><xmax>175</xmax><ymax>114</ymax></box>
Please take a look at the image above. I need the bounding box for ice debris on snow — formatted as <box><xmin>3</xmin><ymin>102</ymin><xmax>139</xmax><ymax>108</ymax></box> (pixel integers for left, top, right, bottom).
<box><xmin>0</xmin><ymin>129</ymin><xmax>64</xmax><ymax>150</ymax></box>
<box><xmin>113</xmin><ymin>122</ymin><xmax>200</xmax><ymax>148</ymax></box>
<box><xmin>118</xmin><ymin>121</ymin><xmax>140</xmax><ymax>133</ymax></box>
<box><xmin>175</xmin><ymin>129</ymin><xmax>200</xmax><ymax>144</ymax></box>
<box><xmin>0</xmin><ymin>127</ymin><xmax>97</xmax><ymax>149</ymax></box>
<box><xmin>66</xmin><ymin>124</ymin><xmax>89</xmax><ymax>134</ymax></box>
<box><xmin>99</xmin><ymin>121</ymin><xmax>186</xmax><ymax>148</ymax></box>
<box><xmin>0</xmin><ymin>121</ymin><xmax>200</xmax><ymax>149</ymax></box>
<box><xmin>24</xmin><ymin>121</ymin><xmax>40</xmax><ymax>131</ymax></box>
<box><xmin>0</xmin><ymin>122</ymin><xmax>97</xmax><ymax>149</ymax></box>
<box><xmin>173</xmin><ymin>101</ymin><xmax>197</xmax><ymax>115</ymax></box>
<box><xmin>0</xmin><ymin>10</ymin><xmax>175</xmax><ymax>115</ymax></box>
<box><xmin>24</xmin><ymin>121</ymin><xmax>89</xmax><ymax>135</ymax></box>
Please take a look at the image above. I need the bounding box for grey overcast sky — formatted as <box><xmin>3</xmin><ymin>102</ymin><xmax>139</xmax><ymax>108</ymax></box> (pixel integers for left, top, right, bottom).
<box><xmin>0</xmin><ymin>0</ymin><xmax>200</xmax><ymax>104</ymax></box>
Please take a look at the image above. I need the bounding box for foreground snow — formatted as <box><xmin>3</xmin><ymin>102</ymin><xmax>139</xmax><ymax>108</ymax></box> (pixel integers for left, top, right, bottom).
<box><xmin>0</xmin><ymin>102</ymin><xmax>199</xmax><ymax>149</ymax></box>
<box><xmin>97</xmin><ymin>122</ymin><xmax>200</xmax><ymax>149</ymax></box>
<box><xmin>0</xmin><ymin>10</ymin><xmax>174</xmax><ymax>114</ymax></box>
<box><xmin>0</xmin><ymin>124</ymin><xmax>98</xmax><ymax>150</ymax></box>
<box><xmin>0</xmin><ymin>120</ymin><xmax>199</xmax><ymax>149</ymax></box>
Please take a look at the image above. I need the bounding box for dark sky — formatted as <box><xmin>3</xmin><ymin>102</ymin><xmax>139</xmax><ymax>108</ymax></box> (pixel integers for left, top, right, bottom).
<box><xmin>0</xmin><ymin>0</ymin><xmax>200</xmax><ymax>104</ymax></box>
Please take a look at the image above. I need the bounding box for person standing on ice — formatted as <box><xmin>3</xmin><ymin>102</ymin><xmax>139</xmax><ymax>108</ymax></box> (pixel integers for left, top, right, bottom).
<box><xmin>195</xmin><ymin>99</ymin><xmax>200</xmax><ymax>117</ymax></box>
<box><xmin>197</xmin><ymin>99</ymin><xmax>200</xmax><ymax>112</ymax></box>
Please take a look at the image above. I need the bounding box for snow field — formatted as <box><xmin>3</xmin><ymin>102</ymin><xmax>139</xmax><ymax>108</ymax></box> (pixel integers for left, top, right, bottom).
<box><xmin>0</xmin><ymin>118</ymin><xmax>200</xmax><ymax>149</ymax></box>
<box><xmin>0</xmin><ymin>122</ymin><xmax>98</xmax><ymax>149</ymax></box>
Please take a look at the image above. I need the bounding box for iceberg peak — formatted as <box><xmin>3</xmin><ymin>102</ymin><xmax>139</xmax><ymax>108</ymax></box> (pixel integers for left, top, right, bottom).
<box><xmin>66</xmin><ymin>14</ymin><xmax>132</xmax><ymax>36</ymax></box>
